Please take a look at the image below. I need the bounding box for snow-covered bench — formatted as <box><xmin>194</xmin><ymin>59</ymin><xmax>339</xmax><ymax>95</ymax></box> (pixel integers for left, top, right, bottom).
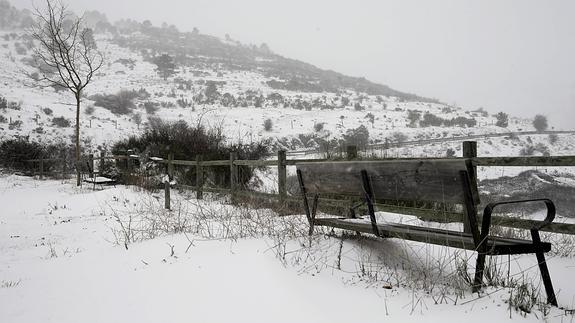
<box><xmin>296</xmin><ymin>159</ymin><xmax>558</xmax><ymax>305</ymax></box>
<box><xmin>82</xmin><ymin>160</ymin><xmax>116</xmax><ymax>189</ymax></box>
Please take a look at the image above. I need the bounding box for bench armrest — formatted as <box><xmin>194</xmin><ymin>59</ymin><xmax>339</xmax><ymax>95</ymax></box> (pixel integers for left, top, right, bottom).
<box><xmin>478</xmin><ymin>199</ymin><xmax>556</xmax><ymax>250</ymax></box>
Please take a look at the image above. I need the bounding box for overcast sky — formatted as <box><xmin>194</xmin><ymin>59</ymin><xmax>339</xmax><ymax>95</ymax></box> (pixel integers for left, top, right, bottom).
<box><xmin>14</xmin><ymin>0</ymin><xmax>575</xmax><ymax>129</ymax></box>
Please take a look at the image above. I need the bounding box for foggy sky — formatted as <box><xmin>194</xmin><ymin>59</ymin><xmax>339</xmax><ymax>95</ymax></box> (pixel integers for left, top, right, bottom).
<box><xmin>14</xmin><ymin>0</ymin><xmax>575</xmax><ymax>129</ymax></box>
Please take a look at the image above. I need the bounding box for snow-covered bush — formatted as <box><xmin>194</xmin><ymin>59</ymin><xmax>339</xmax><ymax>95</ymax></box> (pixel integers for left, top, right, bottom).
<box><xmin>112</xmin><ymin>118</ymin><xmax>270</xmax><ymax>188</ymax></box>
<box><xmin>263</xmin><ymin>118</ymin><xmax>273</xmax><ymax>131</ymax></box>
<box><xmin>52</xmin><ymin>116</ymin><xmax>71</xmax><ymax>127</ymax></box>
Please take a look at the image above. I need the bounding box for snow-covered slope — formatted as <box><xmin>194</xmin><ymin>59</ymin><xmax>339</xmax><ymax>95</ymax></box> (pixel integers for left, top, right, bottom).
<box><xmin>1</xmin><ymin>30</ymin><xmax>574</xmax><ymax>159</ymax></box>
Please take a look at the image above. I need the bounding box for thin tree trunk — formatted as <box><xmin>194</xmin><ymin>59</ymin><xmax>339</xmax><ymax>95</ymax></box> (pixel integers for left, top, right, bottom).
<box><xmin>75</xmin><ymin>92</ymin><xmax>81</xmax><ymax>186</ymax></box>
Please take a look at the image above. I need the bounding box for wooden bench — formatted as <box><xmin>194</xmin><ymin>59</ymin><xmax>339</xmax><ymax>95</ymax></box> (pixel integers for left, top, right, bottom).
<box><xmin>296</xmin><ymin>159</ymin><xmax>558</xmax><ymax>305</ymax></box>
<box><xmin>81</xmin><ymin>159</ymin><xmax>116</xmax><ymax>190</ymax></box>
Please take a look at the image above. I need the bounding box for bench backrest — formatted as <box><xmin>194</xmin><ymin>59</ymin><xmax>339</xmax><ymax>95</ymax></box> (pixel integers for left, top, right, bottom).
<box><xmin>296</xmin><ymin>159</ymin><xmax>479</xmax><ymax>205</ymax></box>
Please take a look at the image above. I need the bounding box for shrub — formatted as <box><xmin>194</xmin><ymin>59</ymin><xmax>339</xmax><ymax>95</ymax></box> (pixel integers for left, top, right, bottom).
<box><xmin>89</xmin><ymin>90</ymin><xmax>145</xmax><ymax>115</ymax></box>
<box><xmin>548</xmin><ymin>134</ymin><xmax>559</xmax><ymax>145</ymax></box>
<box><xmin>353</xmin><ymin>102</ymin><xmax>364</xmax><ymax>111</ymax></box>
<box><xmin>495</xmin><ymin>112</ymin><xmax>509</xmax><ymax>127</ymax></box>
<box><xmin>263</xmin><ymin>118</ymin><xmax>273</xmax><ymax>131</ymax></box>
<box><xmin>14</xmin><ymin>43</ymin><xmax>27</xmax><ymax>55</ymax></box>
<box><xmin>84</xmin><ymin>105</ymin><xmax>95</xmax><ymax>115</ymax></box>
<box><xmin>342</xmin><ymin>125</ymin><xmax>369</xmax><ymax>148</ymax></box>
<box><xmin>473</xmin><ymin>107</ymin><xmax>489</xmax><ymax>117</ymax></box>
<box><xmin>420</xmin><ymin>112</ymin><xmax>443</xmax><ymax>127</ymax></box>
<box><xmin>43</xmin><ymin>107</ymin><xmax>53</xmax><ymax>115</ymax></box>
<box><xmin>446</xmin><ymin>148</ymin><xmax>456</xmax><ymax>157</ymax></box>
<box><xmin>0</xmin><ymin>115</ymin><xmax>6</xmax><ymax>123</ymax></box>
<box><xmin>7</xmin><ymin>101</ymin><xmax>21</xmax><ymax>110</ymax></box>
<box><xmin>112</xmin><ymin>119</ymin><xmax>270</xmax><ymax>187</ymax></box>
<box><xmin>407</xmin><ymin>110</ymin><xmax>421</xmax><ymax>127</ymax></box>
<box><xmin>132</xmin><ymin>113</ymin><xmax>142</xmax><ymax>126</ymax></box>
<box><xmin>391</xmin><ymin>132</ymin><xmax>408</xmax><ymax>144</ymax></box>
<box><xmin>0</xmin><ymin>138</ymin><xmax>74</xmax><ymax>172</ymax></box>
<box><xmin>313</xmin><ymin>122</ymin><xmax>324</xmax><ymax>132</ymax></box>
<box><xmin>30</xmin><ymin>72</ymin><xmax>40</xmax><ymax>81</ymax></box>
<box><xmin>143</xmin><ymin>101</ymin><xmax>159</xmax><ymax>114</ymax></box>
<box><xmin>535</xmin><ymin>143</ymin><xmax>550</xmax><ymax>156</ymax></box>
<box><xmin>365</xmin><ymin>113</ymin><xmax>375</xmax><ymax>125</ymax></box>
<box><xmin>8</xmin><ymin>120</ymin><xmax>22</xmax><ymax>130</ymax></box>
<box><xmin>445</xmin><ymin>116</ymin><xmax>477</xmax><ymax>128</ymax></box>
<box><xmin>52</xmin><ymin>116</ymin><xmax>71</xmax><ymax>127</ymax></box>
<box><xmin>519</xmin><ymin>145</ymin><xmax>535</xmax><ymax>156</ymax></box>
<box><xmin>176</xmin><ymin>98</ymin><xmax>192</xmax><ymax>108</ymax></box>
<box><xmin>0</xmin><ymin>96</ymin><xmax>7</xmax><ymax>110</ymax></box>
<box><xmin>533</xmin><ymin>115</ymin><xmax>548</xmax><ymax>132</ymax></box>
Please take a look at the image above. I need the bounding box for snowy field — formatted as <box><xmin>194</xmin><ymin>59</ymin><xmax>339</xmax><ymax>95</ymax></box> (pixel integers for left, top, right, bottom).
<box><xmin>2</xmin><ymin>174</ymin><xmax>575</xmax><ymax>322</ymax></box>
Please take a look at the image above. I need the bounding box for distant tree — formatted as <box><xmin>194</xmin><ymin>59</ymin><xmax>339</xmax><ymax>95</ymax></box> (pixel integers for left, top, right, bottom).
<box><xmin>533</xmin><ymin>114</ymin><xmax>548</xmax><ymax>132</ymax></box>
<box><xmin>353</xmin><ymin>102</ymin><xmax>364</xmax><ymax>111</ymax></box>
<box><xmin>391</xmin><ymin>132</ymin><xmax>408</xmax><ymax>145</ymax></box>
<box><xmin>365</xmin><ymin>112</ymin><xmax>375</xmax><ymax>127</ymax></box>
<box><xmin>420</xmin><ymin>112</ymin><xmax>443</xmax><ymax>127</ymax></box>
<box><xmin>152</xmin><ymin>54</ymin><xmax>176</xmax><ymax>80</ymax></box>
<box><xmin>132</xmin><ymin>113</ymin><xmax>141</xmax><ymax>128</ymax></box>
<box><xmin>29</xmin><ymin>0</ymin><xmax>104</xmax><ymax>186</ymax></box>
<box><xmin>340</xmin><ymin>96</ymin><xmax>350</xmax><ymax>107</ymax></box>
<box><xmin>343</xmin><ymin>125</ymin><xmax>369</xmax><ymax>149</ymax></box>
<box><xmin>263</xmin><ymin>118</ymin><xmax>273</xmax><ymax>131</ymax></box>
<box><xmin>407</xmin><ymin>110</ymin><xmax>421</xmax><ymax>127</ymax></box>
<box><xmin>204</xmin><ymin>81</ymin><xmax>220</xmax><ymax>103</ymax></box>
<box><xmin>495</xmin><ymin>112</ymin><xmax>509</xmax><ymax>127</ymax></box>
<box><xmin>83</xmin><ymin>10</ymin><xmax>109</xmax><ymax>30</ymax></box>
<box><xmin>141</xmin><ymin>19</ymin><xmax>152</xmax><ymax>30</ymax></box>
<box><xmin>259</xmin><ymin>43</ymin><xmax>271</xmax><ymax>54</ymax></box>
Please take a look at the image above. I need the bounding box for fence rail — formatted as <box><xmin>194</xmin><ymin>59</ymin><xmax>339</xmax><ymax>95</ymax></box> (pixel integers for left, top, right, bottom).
<box><xmin>20</xmin><ymin>141</ymin><xmax>575</xmax><ymax>235</ymax></box>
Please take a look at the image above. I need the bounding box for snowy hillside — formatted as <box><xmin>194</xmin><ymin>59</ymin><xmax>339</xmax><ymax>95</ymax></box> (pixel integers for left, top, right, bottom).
<box><xmin>1</xmin><ymin>29</ymin><xmax>574</xmax><ymax>159</ymax></box>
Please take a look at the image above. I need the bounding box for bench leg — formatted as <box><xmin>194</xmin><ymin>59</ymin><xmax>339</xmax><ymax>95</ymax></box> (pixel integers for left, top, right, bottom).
<box><xmin>297</xmin><ymin>170</ymin><xmax>317</xmax><ymax>236</ymax></box>
<box><xmin>360</xmin><ymin>170</ymin><xmax>380</xmax><ymax>237</ymax></box>
<box><xmin>472</xmin><ymin>252</ymin><xmax>487</xmax><ymax>293</ymax></box>
<box><xmin>531</xmin><ymin>229</ymin><xmax>557</xmax><ymax>306</ymax></box>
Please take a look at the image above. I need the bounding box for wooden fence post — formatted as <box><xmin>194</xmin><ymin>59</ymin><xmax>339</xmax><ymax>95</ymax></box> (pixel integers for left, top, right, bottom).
<box><xmin>230</xmin><ymin>152</ymin><xmax>237</xmax><ymax>203</ymax></box>
<box><xmin>196</xmin><ymin>155</ymin><xmax>203</xmax><ymax>200</ymax></box>
<box><xmin>463</xmin><ymin>141</ymin><xmax>478</xmax><ymax>233</ymax></box>
<box><xmin>346</xmin><ymin>145</ymin><xmax>358</xmax><ymax>160</ymax></box>
<box><xmin>164</xmin><ymin>179</ymin><xmax>171</xmax><ymax>210</ymax></box>
<box><xmin>126</xmin><ymin>155</ymin><xmax>133</xmax><ymax>174</ymax></box>
<box><xmin>88</xmin><ymin>154</ymin><xmax>94</xmax><ymax>177</ymax></box>
<box><xmin>39</xmin><ymin>156</ymin><xmax>44</xmax><ymax>180</ymax></box>
<box><xmin>278</xmin><ymin>150</ymin><xmax>287</xmax><ymax>204</ymax></box>
<box><xmin>100</xmin><ymin>153</ymin><xmax>105</xmax><ymax>175</ymax></box>
<box><xmin>168</xmin><ymin>153</ymin><xmax>174</xmax><ymax>181</ymax></box>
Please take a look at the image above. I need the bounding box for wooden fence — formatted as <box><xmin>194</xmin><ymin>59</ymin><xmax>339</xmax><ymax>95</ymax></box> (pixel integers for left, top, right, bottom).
<box><xmin>22</xmin><ymin>141</ymin><xmax>575</xmax><ymax>235</ymax></box>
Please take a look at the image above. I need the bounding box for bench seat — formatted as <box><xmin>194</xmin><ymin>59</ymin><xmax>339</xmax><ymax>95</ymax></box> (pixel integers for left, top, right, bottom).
<box><xmin>83</xmin><ymin>176</ymin><xmax>116</xmax><ymax>184</ymax></box>
<box><xmin>314</xmin><ymin>217</ymin><xmax>551</xmax><ymax>255</ymax></box>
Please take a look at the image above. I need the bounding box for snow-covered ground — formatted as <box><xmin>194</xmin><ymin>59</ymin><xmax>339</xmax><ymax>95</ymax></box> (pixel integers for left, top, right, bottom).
<box><xmin>2</xmin><ymin>175</ymin><xmax>575</xmax><ymax>322</ymax></box>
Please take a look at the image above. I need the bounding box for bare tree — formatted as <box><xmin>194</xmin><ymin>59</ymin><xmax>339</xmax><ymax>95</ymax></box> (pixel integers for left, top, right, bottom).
<box><xmin>29</xmin><ymin>0</ymin><xmax>104</xmax><ymax>186</ymax></box>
